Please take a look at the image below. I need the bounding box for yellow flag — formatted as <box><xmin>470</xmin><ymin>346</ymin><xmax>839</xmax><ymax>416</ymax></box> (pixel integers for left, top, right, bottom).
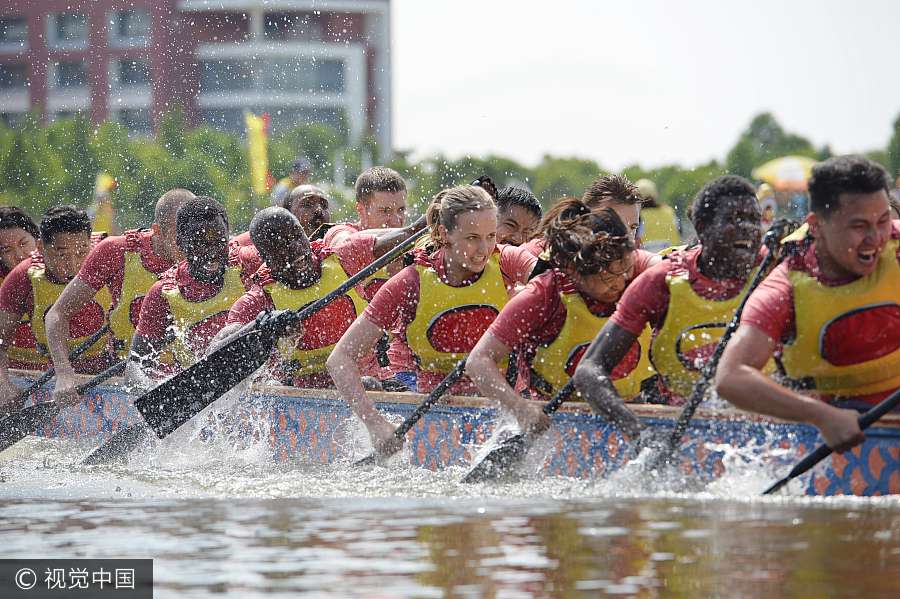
<box><xmin>245</xmin><ymin>112</ymin><xmax>269</xmax><ymax>196</ymax></box>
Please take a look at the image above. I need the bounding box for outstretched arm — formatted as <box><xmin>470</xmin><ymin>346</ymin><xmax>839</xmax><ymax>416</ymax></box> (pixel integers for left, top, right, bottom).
<box><xmin>369</xmin><ymin>215</ymin><xmax>427</xmax><ymax>258</ymax></box>
<box><xmin>46</xmin><ymin>277</ymin><xmax>98</xmax><ymax>403</ymax></box>
<box><xmin>466</xmin><ymin>332</ymin><xmax>549</xmax><ymax>434</ymax></box>
<box><xmin>326</xmin><ymin>316</ymin><xmax>397</xmax><ymax>451</ymax></box>
<box><xmin>715</xmin><ymin>325</ymin><xmax>864</xmax><ymax>452</ymax></box>
<box><xmin>572</xmin><ymin>321</ymin><xmax>643</xmax><ymax>439</ymax></box>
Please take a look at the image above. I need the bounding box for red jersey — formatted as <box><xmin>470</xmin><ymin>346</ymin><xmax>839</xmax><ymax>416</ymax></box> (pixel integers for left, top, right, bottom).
<box><xmin>0</xmin><ymin>249</ymin><xmax>109</xmax><ymax>373</ymax></box>
<box><xmin>135</xmin><ymin>242</ymin><xmax>257</xmax><ymax>356</ymax></box>
<box><xmin>322</xmin><ymin>221</ymin><xmax>361</xmax><ymax>248</ymax></box>
<box><xmin>362</xmin><ymin>244</ymin><xmax>537</xmax><ymax>393</ymax></box>
<box><xmin>742</xmin><ymin>220</ymin><xmax>900</xmax><ymax>404</ymax></box>
<box><xmin>77</xmin><ymin>229</ymin><xmax>174</xmax><ymax>298</ymax></box>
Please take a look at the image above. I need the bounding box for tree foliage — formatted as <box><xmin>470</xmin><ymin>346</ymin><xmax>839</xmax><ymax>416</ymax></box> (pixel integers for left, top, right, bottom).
<box><xmin>0</xmin><ymin>110</ymin><xmax>893</xmax><ymax>233</ymax></box>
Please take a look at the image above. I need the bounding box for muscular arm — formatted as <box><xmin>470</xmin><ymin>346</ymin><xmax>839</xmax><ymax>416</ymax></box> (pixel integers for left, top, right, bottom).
<box><xmin>466</xmin><ymin>332</ymin><xmax>549</xmax><ymax>433</ymax></box>
<box><xmin>715</xmin><ymin>325</ymin><xmax>864</xmax><ymax>452</ymax></box>
<box><xmin>46</xmin><ymin>278</ymin><xmax>98</xmax><ymax>399</ymax></box>
<box><xmin>369</xmin><ymin>215</ymin><xmax>427</xmax><ymax>258</ymax></box>
<box><xmin>572</xmin><ymin>321</ymin><xmax>643</xmax><ymax>438</ymax></box>
<box><xmin>326</xmin><ymin>316</ymin><xmax>398</xmax><ymax>451</ymax></box>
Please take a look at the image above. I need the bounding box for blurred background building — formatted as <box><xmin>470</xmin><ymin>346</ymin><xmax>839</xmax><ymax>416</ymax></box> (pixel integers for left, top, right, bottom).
<box><xmin>0</xmin><ymin>0</ymin><xmax>392</xmax><ymax>149</ymax></box>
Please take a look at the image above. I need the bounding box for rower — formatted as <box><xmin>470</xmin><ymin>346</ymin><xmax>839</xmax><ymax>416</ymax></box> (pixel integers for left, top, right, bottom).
<box><xmin>495</xmin><ymin>186</ymin><xmax>542</xmax><ymax>246</ymax></box>
<box><xmin>0</xmin><ymin>207</ymin><xmax>41</xmax><ymax>371</ymax></box>
<box><xmin>0</xmin><ymin>206</ymin><xmax>112</xmax><ymax>408</ymax></box>
<box><xmin>574</xmin><ymin>175</ymin><xmax>764</xmax><ymax>437</ymax></box>
<box><xmin>215</xmin><ymin>207</ymin><xmax>373</xmax><ymax>388</ymax></box>
<box><xmin>322</xmin><ymin>166</ymin><xmax>408</xmax><ymax>248</ymax></box>
<box><xmin>524</xmin><ymin>174</ymin><xmax>647</xmax><ymax>263</ymax></box>
<box><xmin>126</xmin><ymin>197</ymin><xmax>258</xmax><ymax>384</ymax></box>
<box><xmin>284</xmin><ymin>184</ymin><xmax>332</xmax><ymax>240</ymax></box>
<box><xmin>467</xmin><ymin>199</ymin><xmax>654</xmax><ymax>436</ymax></box>
<box><xmin>326</xmin><ymin>185</ymin><xmax>537</xmax><ymax>452</ymax></box>
<box><xmin>45</xmin><ymin>189</ymin><xmax>193</xmax><ymax>405</ymax></box>
<box><xmin>716</xmin><ymin>155</ymin><xmax>900</xmax><ymax>453</ymax></box>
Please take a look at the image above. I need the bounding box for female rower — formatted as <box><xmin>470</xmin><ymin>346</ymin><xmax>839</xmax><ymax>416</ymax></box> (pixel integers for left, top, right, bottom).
<box><xmin>327</xmin><ymin>185</ymin><xmax>536</xmax><ymax>453</ymax></box>
<box><xmin>466</xmin><ymin>199</ymin><xmax>656</xmax><ymax>435</ymax></box>
<box><xmin>573</xmin><ymin>175</ymin><xmax>763</xmax><ymax>438</ymax></box>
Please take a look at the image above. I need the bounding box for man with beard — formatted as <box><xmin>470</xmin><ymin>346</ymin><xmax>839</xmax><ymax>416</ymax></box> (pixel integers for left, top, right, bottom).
<box><xmin>573</xmin><ymin>175</ymin><xmax>764</xmax><ymax>438</ymax></box>
<box><xmin>0</xmin><ymin>206</ymin><xmax>111</xmax><ymax>408</ymax></box>
<box><xmin>215</xmin><ymin>207</ymin><xmax>374</xmax><ymax>388</ymax></box>
<box><xmin>716</xmin><ymin>155</ymin><xmax>900</xmax><ymax>453</ymax></box>
<box><xmin>283</xmin><ymin>184</ymin><xmax>332</xmax><ymax>240</ymax></box>
<box><xmin>126</xmin><ymin>197</ymin><xmax>259</xmax><ymax>384</ymax></box>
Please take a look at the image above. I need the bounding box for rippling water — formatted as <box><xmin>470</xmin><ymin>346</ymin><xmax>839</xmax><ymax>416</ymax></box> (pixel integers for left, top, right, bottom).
<box><xmin>2</xmin><ymin>435</ymin><xmax>900</xmax><ymax>598</ymax></box>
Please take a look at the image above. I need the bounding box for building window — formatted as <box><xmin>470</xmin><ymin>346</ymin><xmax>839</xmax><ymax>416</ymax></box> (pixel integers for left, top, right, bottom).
<box><xmin>200</xmin><ymin>60</ymin><xmax>254</xmax><ymax>92</ymax></box>
<box><xmin>263</xmin><ymin>13</ymin><xmax>322</xmax><ymax>41</ymax></box>
<box><xmin>117</xmin><ymin>108</ymin><xmax>152</xmax><ymax>135</ymax></box>
<box><xmin>0</xmin><ymin>17</ymin><xmax>27</xmax><ymax>49</ymax></box>
<box><xmin>110</xmin><ymin>10</ymin><xmax>149</xmax><ymax>46</ymax></box>
<box><xmin>116</xmin><ymin>59</ymin><xmax>150</xmax><ymax>86</ymax></box>
<box><xmin>47</xmin><ymin>13</ymin><xmax>87</xmax><ymax>49</ymax></box>
<box><xmin>0</xmin><ymin>63</ymin><xmax>27</xmax><ymax>89</ymax></box>
<box><xmin>267</xmin><ymin>107</ymin><xmax>345</xmax><ymax>135</ymax></box>
<box><xmin>318</xmin><ymin>59</ymin><xmax>344</xmax><ymax>93</ymax></box>
<box><xmin>262</xmin><ymin>59</ymin><xmax>344</xmax><ymax>94</ymax></box>
<box><xmin>52</xmin><ymin>61</ymin><xmax>88</xmax><ymax>88</ymax></box>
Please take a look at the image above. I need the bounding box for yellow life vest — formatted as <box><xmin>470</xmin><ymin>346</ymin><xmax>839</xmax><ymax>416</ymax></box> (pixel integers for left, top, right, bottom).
<box><xmin>265</xmin><ymin>254</ymin><xmax>367</xmax><ymax>378</ymax></box>
<box><xmin>161</xmin><ymin>266</ymin><xmax>245</xmax><ymax>366</ymax></box>
<box><xmin>781</xmin><ymin>238</ymin><xmax>900</xmax><ymax>396</ymax></box>
<box><xmin>108</xmin><ymin>234</ymin><xmax>165</xmax><ymax>358</ymax></box>
<box><xmin>640</xmin><ymin>205</ymin><xmax>680</xmax><ymax>253</ymax></box>
<box><xmin>28</xmin><ymin>261</ymin><xmax>112</xmax><ymax>359</ymax></box>
<box><xmin>650</xmin><ymin>266</ymin><xmax>760</xmax><ymax>398</ymax></box>
<box><xmin>406</xmin><ymin>253</ymin><xmax>508</xmax><ymax>374</ymax></box>
<box><xmin>532</xmin><ymin>291</ymin><xmax>655</xmax><ymax>399</ymax></box>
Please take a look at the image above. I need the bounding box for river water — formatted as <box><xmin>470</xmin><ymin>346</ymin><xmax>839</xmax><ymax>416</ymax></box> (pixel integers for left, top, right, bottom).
<box><xmin>2</xmin><ymin>434</ymin><xmax>900</xmax><ymax>598</ymax></box>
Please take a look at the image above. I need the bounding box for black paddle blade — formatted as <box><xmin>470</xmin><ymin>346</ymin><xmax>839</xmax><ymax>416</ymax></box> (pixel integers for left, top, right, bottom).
<box><xmin>0</xmin><ymin>402</ymin><xmax>60</xmax><ymax>452</ymax></box>
<box><xmin>353</xmin><ymin>453</ymin><xmax>376</xmax><ymax>467</ymax></box>
<box><xmin>462</xmin><ymin>433</ymin><xmax>528</xmax><ymax>483</ymax></box>
<box><xmin>135</xmin><ymin>319</ymin><xmax>284</xmax><ymax>440</ymax></box>
<box><xmin>81</xmin><ymin>423</ymin><xmax>150</xmax><ymax>465</ymax></box>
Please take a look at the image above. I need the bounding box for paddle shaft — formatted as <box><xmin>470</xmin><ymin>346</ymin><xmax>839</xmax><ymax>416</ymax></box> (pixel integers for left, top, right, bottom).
<box><xmin>394</xmin><ymin>360</ymin><xmax>467</xmax><ymax>439</ymax></box>
<box><xmin>652</xmin><ymin>230</ymin><xmax>782</xmax><ymax>466</ymax></box>
<box><xmin>762</xmin><ymin>388</ymin><xmax>900</xmax><ymax>495</ymax></box>
<box><xmin>7</xmin><ymin>323</ymin><xmax>110</xmax><ymax>408</ymax></box>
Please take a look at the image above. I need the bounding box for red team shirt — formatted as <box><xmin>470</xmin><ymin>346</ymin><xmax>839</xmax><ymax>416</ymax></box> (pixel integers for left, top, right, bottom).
<box><xmin>135</xmin><ymin>243</ymin><xmax>260</xmax><ymax>350</ymax></box>
<box><xmin>610</xmin><ymin>246</ymin><xmax>754</xmax><ymax>336</ymax></box>
<box><xmin>322</xmin><ymin>221</ymin><xmax>361</xmax><ymax>248</ymax></box>
<box><xmin>362</xmin><ymin>244</ymin><xmax>537</xmax><ymax>392</ymax></box>
<box><xmin>77</xmin><ymin>229</ymin><xmax>175</xmax><ymax>311</ymax></box>
<box><xmin>741</xmin><ymin>220</ymin><xmax>900</xmax><ymax>403</ymax></box>
<box><xmin>0</xmin><ymin>253</ymin><xmax>108</xmax><ymax>372</ymax></box>
<box><xmin>488</xmin><ymin>249</ymin><xmax>657</xmax><ymax>393</ymax></box>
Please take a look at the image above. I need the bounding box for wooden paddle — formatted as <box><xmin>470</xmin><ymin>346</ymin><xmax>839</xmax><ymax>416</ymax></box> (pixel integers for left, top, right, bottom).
<box><xmin>462</xmin><ymin>379</ymin><xmax>575</xmax><ymax>483</ymax></box>
<box><xmin>762</xmin><ymin>388</ymin><xmax>900</xmax><ymax>495</ymax></box>
<box><xmin>353</xmin><ymin>359</ymin><xmax>467</xmax><ymax>467</ymax></box>
<box><xmin>645</xmin><ymin>226</ymin><xmax>785</xmax><ymax>472</ymax></box>
<box><xmin>119</xmin><ymin>226</ymin><xmax>430</xmax><ymax>444</ymax></box>
<box><xmin>0</xmin><ymin>357</ymin><xmax>127</xmax><ymax>452</ymax></box>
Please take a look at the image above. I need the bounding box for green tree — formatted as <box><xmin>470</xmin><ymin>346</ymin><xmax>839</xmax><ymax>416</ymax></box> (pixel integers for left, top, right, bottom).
<box><xmin>887</xmin><ymin>113</ymin><xmax>900</xmax><ymax>179</ymax></box>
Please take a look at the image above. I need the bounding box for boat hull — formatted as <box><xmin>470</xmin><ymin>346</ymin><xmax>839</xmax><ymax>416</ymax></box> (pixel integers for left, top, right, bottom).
<box><xmin>11</xmin><ymin>372</ymin><xmax>900</xmax><ymax>496</ymax></box>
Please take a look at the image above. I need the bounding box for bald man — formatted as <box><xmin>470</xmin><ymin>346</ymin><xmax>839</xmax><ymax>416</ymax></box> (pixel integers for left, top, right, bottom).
<box><xmin>46</xmin><ymin>188</ymin><xmax>194</xmax><ymax>404</ymax></box>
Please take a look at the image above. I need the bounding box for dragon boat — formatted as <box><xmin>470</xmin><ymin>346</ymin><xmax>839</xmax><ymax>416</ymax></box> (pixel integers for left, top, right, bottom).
<box><xmin>9</xmin><ymin>369</ymin><xmax>900</xmax><ymax>496</ymax></box>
